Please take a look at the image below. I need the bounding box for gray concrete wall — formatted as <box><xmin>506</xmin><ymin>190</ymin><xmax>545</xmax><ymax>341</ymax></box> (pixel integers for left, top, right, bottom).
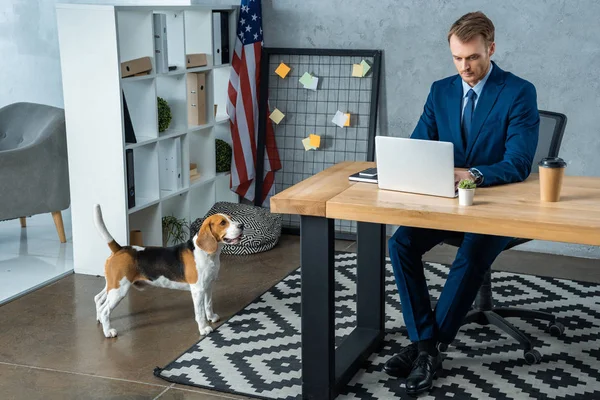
<box><xmin>259</xmin><ymin>0</ymin><xmax>600</xmax><ymax>259</ymax></box>
<box><xmin>1</xmin><ymin>0</ymin><xmax>598</xmax><ymax>257</ymax></box>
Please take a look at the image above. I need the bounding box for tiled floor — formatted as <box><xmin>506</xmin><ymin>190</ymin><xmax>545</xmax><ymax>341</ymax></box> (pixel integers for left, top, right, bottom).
<box><xmin>0</xmin><ymin>225</ymin><xmax>598</xmax><ymax>399</ymax></box>
<box><xmin>0</xmin><ymin>210</ymin><xmax>73</xmax><ymax>305</ymax></box>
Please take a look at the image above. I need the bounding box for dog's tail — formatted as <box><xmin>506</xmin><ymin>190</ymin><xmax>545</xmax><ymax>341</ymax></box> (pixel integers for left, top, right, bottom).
<box><xmin>93</xmin><ymin>204</ymin><xmax>122</xmax><ymax>253</ymax></box>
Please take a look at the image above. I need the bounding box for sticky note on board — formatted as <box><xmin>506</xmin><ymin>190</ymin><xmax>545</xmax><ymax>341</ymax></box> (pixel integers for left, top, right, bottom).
<box><xmin>299</xmin><ymin>72</ymin><xmax>313</xmax><ymax>87</ymax></box>
<box><xmin>344</xmin><ymin>113</ymin><xmax>351</xmax><ymax>127</ymax></box>
<box><xmin>302</xmin><ymin>137</ymin><xmax>317</xmax><ymax>151</ymax></box>
<box><xmin>305</xmin><ymin>76</ymin><xmax>319</xmax><ymax>91</ymax></box>
<box><xmin>332</xmin><ymin>110</ymin><xmax>347</xmax><ymax>128</ymax></box>
<box><xmin>269</xmin><ymin>108</ymin><xmax>285</xmax><ymax>124</ymax></box>
<box><xmin>275</xmin><ymin>62</ymin><xmax>291</xmax><ymax>78</ymax></box>
<box><xmin>309</xmin><ymin>134</ymin><xmax>321</xmax><ymax>148</ymax></box>
<box><xmin>352</xmin><ymin>64</ymin><xmax>363</xmax><ymax>77</ymax></box>
<box><xmin>360</xmin><ymin>59</ymin><xmax>371</xmax><ymax>76</ymax></box>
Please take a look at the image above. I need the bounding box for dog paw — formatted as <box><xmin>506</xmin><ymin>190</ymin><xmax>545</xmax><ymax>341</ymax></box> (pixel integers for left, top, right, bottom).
<box><xmin>199</xmin><ymin>325</ymin><xmax>213</xmax><ymax>336</ymax></box>
<box><xmin>105</xmin><ymin>328</ymin><xmax>118</xmax><ymax>338</ymax></box>
<box><xmin>207</xmin><ymin>313</ymin><xmax>220</xmax><ymax>323</ymax></box>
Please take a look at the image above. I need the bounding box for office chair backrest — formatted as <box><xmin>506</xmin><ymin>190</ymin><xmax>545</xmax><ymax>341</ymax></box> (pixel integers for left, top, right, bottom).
<box><xmin>531</xmin><ymin>110</ymin><xmax>567</xmax><ymax>173</ymax></box>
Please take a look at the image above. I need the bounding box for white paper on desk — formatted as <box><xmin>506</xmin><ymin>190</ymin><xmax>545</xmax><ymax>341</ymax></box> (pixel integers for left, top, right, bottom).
<box><xmin>332</xmin><ymin>110</ymin><xmax>346</xmax><ymax>128</ymax></box>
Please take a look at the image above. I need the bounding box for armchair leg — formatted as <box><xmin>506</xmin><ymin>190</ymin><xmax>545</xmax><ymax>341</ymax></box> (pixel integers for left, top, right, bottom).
<box><xmin>52</xmin><ymin>211</ymin><xmax>67</xmax><ymax>243</ymax></box>
<box><xmin>19</xmin><ymin>217</ymin><xmax>26</xmax><ymax>228</ymax></box>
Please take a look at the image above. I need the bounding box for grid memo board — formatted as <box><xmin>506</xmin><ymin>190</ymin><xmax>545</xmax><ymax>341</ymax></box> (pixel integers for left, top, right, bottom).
<box><xmin>256</xmin><ymin>48</ymin><xmax>382</xmax><ymax>238</ymax></box>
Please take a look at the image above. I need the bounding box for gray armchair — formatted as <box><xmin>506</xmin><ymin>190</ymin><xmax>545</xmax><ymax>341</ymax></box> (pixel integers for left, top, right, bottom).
<box><xmin>0</xmin><ymin>102</ymin><xmax>70</xmax><ymax>242</ymax></box>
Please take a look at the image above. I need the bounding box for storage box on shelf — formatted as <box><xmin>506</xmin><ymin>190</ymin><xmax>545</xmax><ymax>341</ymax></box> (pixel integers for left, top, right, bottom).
<box><xmin>57</xmin><ymin>3</ymin><xmax>239</xmax><ymax>276</ymax></box>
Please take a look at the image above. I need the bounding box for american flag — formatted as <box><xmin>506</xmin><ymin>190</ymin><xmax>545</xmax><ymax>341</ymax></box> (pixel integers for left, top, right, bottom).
<box><xmin>227</xmin><ymin>0</ymin><xmax>281</xmax><ymax>205</ymax></box>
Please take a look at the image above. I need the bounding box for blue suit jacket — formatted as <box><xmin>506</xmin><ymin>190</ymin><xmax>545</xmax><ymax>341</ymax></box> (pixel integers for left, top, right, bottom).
<box><xmin>410</xmin><ymin>61</ymin><xmax>540</xmax><ymax>187</ymax></box>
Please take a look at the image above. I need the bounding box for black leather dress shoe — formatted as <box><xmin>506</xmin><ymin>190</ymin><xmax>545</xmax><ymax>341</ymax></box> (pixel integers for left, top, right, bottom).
<box><xmin>405</xmin><ymin>351</ymin><xmax>442</xmax><ymax>396</ymax></box>
<box><xmin>383</xmin><ymin>342</ymin><xmax>418</xmax><ymax>378</ymax></box>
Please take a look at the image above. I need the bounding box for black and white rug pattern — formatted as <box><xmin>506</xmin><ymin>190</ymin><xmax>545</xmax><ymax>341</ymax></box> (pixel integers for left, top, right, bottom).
<box><xmin>155</xmin><ymin>253</ymin><xmax>600</xmax><ymax>399</ymax></box>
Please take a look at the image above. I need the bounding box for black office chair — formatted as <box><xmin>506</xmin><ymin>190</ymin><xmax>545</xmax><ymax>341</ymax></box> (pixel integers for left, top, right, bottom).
<box><xmin>437</xmin><ymin>110</ymin><xmax>567</xmax><ymax>364</ymax></box>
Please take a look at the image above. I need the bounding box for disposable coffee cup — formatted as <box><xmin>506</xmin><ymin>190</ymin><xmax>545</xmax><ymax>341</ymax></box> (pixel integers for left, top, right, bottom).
<box><xmin>538</xmin><ymin>157</ymin><xmax>567</xmax><ymax>202</ymax></box>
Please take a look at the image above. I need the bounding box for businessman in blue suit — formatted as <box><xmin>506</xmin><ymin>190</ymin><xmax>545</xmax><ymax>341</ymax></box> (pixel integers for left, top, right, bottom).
<box><xmin>384</xmin><ymin>11</ymin><xmax>540</xmax><ymax>396</ymax></box>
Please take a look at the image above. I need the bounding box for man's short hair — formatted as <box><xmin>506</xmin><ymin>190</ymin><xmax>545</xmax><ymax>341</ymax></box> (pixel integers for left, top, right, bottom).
<box><xmin>448</xmin><ymin>11</ymin><xmax>495</xmax><ymax>49</ymax></box>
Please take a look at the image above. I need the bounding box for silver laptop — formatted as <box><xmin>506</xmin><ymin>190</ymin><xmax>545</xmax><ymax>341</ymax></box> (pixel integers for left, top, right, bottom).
<box><xmin>375</xmin><ymin>136</ymin><xmax>457</xmax><ymax>198</ymax></box>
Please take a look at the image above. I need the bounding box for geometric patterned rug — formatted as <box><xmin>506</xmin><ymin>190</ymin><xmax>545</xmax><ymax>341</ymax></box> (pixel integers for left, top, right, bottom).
<box><xmin>154</xmin><ymin>252</ymin><xmax>600</xmax><ymax>399</ymax></box>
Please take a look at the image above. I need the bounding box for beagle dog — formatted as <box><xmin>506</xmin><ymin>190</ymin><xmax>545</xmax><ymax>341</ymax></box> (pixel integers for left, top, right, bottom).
<box><xmin>92</xmin><ymin>204</ymin><xmax>243</xmax><ymax>338</ymax></box>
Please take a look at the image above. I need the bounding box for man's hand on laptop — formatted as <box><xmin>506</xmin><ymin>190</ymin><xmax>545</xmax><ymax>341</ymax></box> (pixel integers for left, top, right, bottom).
<box><xmin>454</xmin><ymin>168</ymin><xmax>472</xmax><ymax>189</ymax></box>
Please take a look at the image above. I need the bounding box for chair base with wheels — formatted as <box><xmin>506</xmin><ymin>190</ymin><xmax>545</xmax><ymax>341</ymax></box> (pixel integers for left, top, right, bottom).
<box><xmin>438</xmin><ymin>238</ymin><xmax>565</xmax><ymax>364</ymax></box>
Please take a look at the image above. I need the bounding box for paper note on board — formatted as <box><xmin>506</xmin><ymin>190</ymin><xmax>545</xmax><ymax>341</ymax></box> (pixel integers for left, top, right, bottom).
<box><xmin>269</xmin><ymin>108</ymin><xmax>285</xmax><ymax>124</ymax></box>
<box><xmin>302</xmin><ymin>137</ymin><xmax>317</xmax><ymax>151</ymax></box>
<box><xmin>305</xmin><ymin>76</ymin><xmax>319</xmax><ymax>91</ymax></box>
<box><xmin>299</xmin><ymin>72</ymin><xmax>313</xmax><ymax>87</ymax></box>
<box><xmin>352</xmin><ymin>64</ymin><xmax>363</xmax><ymax>77</ymax></box>
<box><xmin>275</xmin><ymin>62</ymin><xmax>291</xmax><ymax>78</ymax></box>
<box><xmin>344</xmin><ymin>113</ymin><xmax>351</xmax><ymax>126</ymax></box>
<box><xmin>309</xmin><ymin>134</ymin><xmax>321</xmax><ymax>148</ymax></box>
<box><xmin>360</xmin><ymin>59</ymin><xmax>371</xmax><ymax>76</ymax></box>
<box><xmin>332</xmin><ymin>110</ymin><xmax>347</xmax><ymax>128</ymax></box>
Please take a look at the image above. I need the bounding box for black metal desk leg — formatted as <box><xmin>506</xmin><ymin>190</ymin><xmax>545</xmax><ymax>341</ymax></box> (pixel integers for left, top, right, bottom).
<box><xmin>357</xmin><ymin>222</ymin><xmax>386</xmax><ymax>333</ymax></box>
<box><xmin>300</xmin><ymin>215</ymin><xmax>335</xmax><ymax>400</ymax></box>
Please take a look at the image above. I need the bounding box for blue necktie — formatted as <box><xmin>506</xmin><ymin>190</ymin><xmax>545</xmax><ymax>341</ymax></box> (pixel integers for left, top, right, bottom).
<box><xmin>462</xmin><ymin>89</ymin><xmax>477</xmax><ymax>144</ymax></box>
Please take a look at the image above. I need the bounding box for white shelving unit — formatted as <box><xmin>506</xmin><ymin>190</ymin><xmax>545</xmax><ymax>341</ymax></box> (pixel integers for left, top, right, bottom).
<box><xmin>56</xmin><ymin>3</ymin><xmax>239</xmax><ymax>276</ymax></box>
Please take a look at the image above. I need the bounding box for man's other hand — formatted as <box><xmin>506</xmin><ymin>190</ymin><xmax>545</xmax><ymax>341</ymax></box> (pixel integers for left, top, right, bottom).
<box><xmin>454</xmin><ymin>168</ymin><xmax>473</xmax><ymax>189</ymax></box>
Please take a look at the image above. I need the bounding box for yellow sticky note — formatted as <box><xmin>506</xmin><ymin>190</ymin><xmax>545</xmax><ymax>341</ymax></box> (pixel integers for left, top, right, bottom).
<box><xmin>352</xmin><ymin>64</ymin><xmax>363</xmax><ymax>77</ymax></box>
<box><xmin>302</xmin><ymin>137</ymin><xmax>316</xmax><ymax>151</ymax></box>
<box><xmin>275</xmin><ymin>62</ymin><xmax>291</xmax><ymax>78</ymax></box>
<box><xmin>360</xmin><ymin>59</ymin><xmax>371</xmax><ymax>76</ymax></box>
<box><xmin>309</xmin><ymin>134</ymin><xmax>321</xmax><ymax>148</ymax></box>
<box><xmin>344</xmin><ymin>114</ymin><xmax>351</xmax><ymax>127</ymax></box>
<box><xmin>269</xmin><ymin>108</ymin><xmax>285</xmax><ymax>124</ymax></box>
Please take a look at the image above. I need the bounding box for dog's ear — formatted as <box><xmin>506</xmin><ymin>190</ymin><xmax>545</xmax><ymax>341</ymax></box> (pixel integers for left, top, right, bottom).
<box><xmin>196</xmin><ymin>218</ymin><xmax>218</xmax><ymax>254</ymax></box>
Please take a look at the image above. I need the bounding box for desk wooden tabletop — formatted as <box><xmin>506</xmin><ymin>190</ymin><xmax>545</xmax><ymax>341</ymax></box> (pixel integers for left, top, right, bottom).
<box><xmin>270</xmin><ymin>161</ymin><xmax>372</xmax><ymax>217</ymax></box>
<box><xmin>327</xmin><ymin>171</ymin><xmax>600</xmax><ymax>246</ymax></box>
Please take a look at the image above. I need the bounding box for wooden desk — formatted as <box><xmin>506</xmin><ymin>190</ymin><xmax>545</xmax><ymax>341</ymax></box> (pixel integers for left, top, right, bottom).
<box><xmin>270</xmin><ymin>161</ymin><xmax>600</xmax><ymax>399</ymax></box>
<box><xmin>328</xmin><ymin>171</ymin><xmax>600</xmax><ymax>246</ymax></box>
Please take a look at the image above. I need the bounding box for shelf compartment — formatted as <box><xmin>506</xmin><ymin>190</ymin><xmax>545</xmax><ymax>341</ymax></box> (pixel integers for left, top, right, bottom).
<box><xmin>128</xmin><ymin>142</ymin><xmax>160</xmax><ymax>212</ymax></box>
<box><xmin>116</xmin><ymin>9</ymin><xmax>154</xmax><ymax>69</ymax></box>
<box><xmin>156</xmin><ymin>74</ymin><xmax>188</xmax><ymax>134</ymax></box>
<box><xmin>183</xmin><ymin>9</ymin><xmax>214</xmax><ymax>66</ymax></box>
<box><xmin>161</xmin><ymin>191</ymin><xmax>190</xmax><ymax>246</ymax></box>
<box><xmin>159</xmin><ymin>136</ymin><xmax>185</xmax><ymax>195</ymax></box>
<box><xmin>189</xmin><ymin>180</ymin><xmax>216</xmax><ymax>222</ymax></box>
<box><xmin>189</xmin><ymin>129</ymin><xmax>215</xmax><ymax>187</ymax></box>
<box><xmin>128</xmin><ymin>202</ymin><xmax>162</xmax><ymax>247</ymax></box>
<box><xmin>122</xmin><ymin>78</ymin><xmax>158</xmax><ymax>143</ymax></box>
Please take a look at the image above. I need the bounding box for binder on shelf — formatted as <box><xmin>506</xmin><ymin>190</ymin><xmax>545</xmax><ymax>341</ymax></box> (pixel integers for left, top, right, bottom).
<box><xmin>186</xmin><ymin>53</ymin><xmax>207</xmax><ymax>68</ymax></box>
<box><xmin>159</xmin><ymin>138</ymin><xmax>183</xmax><ymax>192</ymax></box>
<box><xmin>212</xmin><ymin>11</ymin><xmax>230</xmax><ymax>65</ymax></box>
<box><xmin>122</xmin><ymin>91</ymin><xmax>136</xmax><ymax>144</ymax></box>
<box><xmin>186</xmin><ymin>72</ymin><xmax>207</xmax><ymax>126</ymax></box>
<box><xmin>126</xmin><ymin>149</ymin><xmax>135</xmax><ymax>208</ymax></box>
<box><xmin>153</xmin><ymin>13</ymin><xmax>169</xmax><ymax>74</ymax></box>
<box><xmin>175</xmin><ymin>137</ymin><xmax>183</xmax><ymax>189</ymax></box>
<box><xmin>120</xmin><ymin>56</ymin><xmax>152</xmax><ymax>78</ymax></box>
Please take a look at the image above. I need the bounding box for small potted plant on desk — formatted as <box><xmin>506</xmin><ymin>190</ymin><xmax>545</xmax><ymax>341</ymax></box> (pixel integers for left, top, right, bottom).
<box><xmin>458</xmin><ymin>179</ymin><xmax>476</xmax><ymax>206</ymax></box>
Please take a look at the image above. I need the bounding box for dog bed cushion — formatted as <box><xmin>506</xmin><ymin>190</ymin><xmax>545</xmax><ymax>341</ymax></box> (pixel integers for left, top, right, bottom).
<box><xmin>189</xmin><ymin>202</ymin><xmax>282</xmax><ymax>255</ymax></box>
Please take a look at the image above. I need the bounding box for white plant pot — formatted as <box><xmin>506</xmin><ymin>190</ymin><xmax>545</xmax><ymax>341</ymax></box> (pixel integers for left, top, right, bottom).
<box><xmin>458</xmin><ymin>188</ymin><xmax>475</xmax><ymax>206</ymax></box>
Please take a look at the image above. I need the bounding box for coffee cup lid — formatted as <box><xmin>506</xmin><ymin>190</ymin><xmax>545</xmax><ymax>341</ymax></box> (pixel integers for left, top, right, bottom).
<box><xmin>538</xmin><ymin>157</ymin><xmax>566</xmax><ymax>168</ymax></box>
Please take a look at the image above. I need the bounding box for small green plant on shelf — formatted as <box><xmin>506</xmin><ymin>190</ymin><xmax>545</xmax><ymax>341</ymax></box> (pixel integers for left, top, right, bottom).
<box><xmin>157</xmin><ymin>96</ymin><xmax>172</xmax><ymax>132</ymax></box>
<box><xmin>458</xmin><ymin>179</ymin><xmax>476</xmax><ymax>190</ymax></box>
<box><xmin>162</xmin><ymin>215</ymin><xmax>189</xmax><ymax>246</ymax></box>
<box><xmin>216</xmin><ymin>139</ymin><xmax>232</xmax><ymax>173</ymax></box>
